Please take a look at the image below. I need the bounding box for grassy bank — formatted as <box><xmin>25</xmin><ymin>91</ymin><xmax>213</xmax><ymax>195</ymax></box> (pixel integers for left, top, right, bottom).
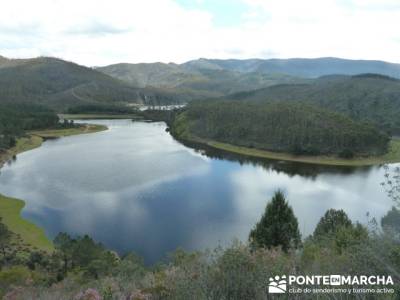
<box><xmin>205</xmin><ymin>138</ymin><xmax>400</xmax><ymax>166</ymax></box>
<box><xmin>29</xmin><ymin>124</ymin><xmax>107</xmax><ymax>138</ymax></box>
<box><xmin>172</xmin><ymin>115</ymin><xmax>400</xmax><ymax>166</ymax></box>
<box><xmin>0</xmin><ymin>135</ymin><xmax>43</xmax><ymax>168</ymax></box>
<box><xmin>170</xmin><ymin>108</ymin><xmax>400</xmax><ymax>166</ymax></box>
<box><xmin>60</xmin><ymin>113</ymin><xmax>142</xmax><ymax>120</ymax></box>
<box><xmin>0</xmin><ymin>124</ymin><xmax>107</xmax><ymax>251</ymax></box>
<box><xmin>0</xmin><ymin>124</ymin><xmax>107</xmax><ymax>168</ymax></box>
<box><xmin>0</xmin><ymin>194</ymin><xmax>53</xmax><ymax>252</ymax></box>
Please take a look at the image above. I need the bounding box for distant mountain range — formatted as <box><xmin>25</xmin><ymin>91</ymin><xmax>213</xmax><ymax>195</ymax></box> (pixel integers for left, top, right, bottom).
<box><xmin>96</xmin><ymin>62</ymin><xmax>302</xmax><ymax>99</ymax></box>
<box><xmin>98</xmin><ymin>57</ymin><xmax>400</xmax><ymax>91</ymax></box>
<box><xmin>97</xmin><ymin>57</ymin><xmax>400</xmax><ymax>108</ymax></box>
<box><xmin>1</xmin><ymin>55</ymin><xmax>400</xmax><ymax>120</ymax></box>
<box><xmin>182</xmin><ymin>57</ymin><xmax>400</xmax><ymax>78</ymax></box>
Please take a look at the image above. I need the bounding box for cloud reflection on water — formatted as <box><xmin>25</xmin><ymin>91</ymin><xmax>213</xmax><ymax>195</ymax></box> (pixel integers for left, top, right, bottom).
<box><xmin>0</xmin><ymin>120</ymin><xmax>395</xmax><ymax>263</ymax></box>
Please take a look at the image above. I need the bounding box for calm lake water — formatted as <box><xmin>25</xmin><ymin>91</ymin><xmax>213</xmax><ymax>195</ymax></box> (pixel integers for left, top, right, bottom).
<box><xmin>0</xmin><ymin>120</ymin><xmax>396</xmax><ymax>263</ymax></box>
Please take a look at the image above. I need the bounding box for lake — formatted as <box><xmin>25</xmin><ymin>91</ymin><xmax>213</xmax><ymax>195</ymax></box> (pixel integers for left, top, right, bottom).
<box><xmin>0</xmin><ymin>120</ymin><xmax>395</xmax><ymax>263</ymax></box>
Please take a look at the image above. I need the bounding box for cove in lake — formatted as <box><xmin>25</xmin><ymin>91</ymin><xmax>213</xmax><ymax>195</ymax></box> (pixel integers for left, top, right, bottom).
<box><xmin>0</xmin><ymin>120</ymin><xmax>396</xmax><ymax>263</ymax></box>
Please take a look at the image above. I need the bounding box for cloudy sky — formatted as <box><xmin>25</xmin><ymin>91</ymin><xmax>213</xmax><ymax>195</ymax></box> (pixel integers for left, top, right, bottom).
<box><xmin>1</xmin><ymin>0</ymin><xmax>400</xmax><ymax>66</ymax></box>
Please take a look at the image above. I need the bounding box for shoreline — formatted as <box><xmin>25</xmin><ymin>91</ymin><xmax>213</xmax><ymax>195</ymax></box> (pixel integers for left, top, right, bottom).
<box><xmin>0</xmin><ymin>194</ymin><xmax>54</xmax><ymax>252</ymax></box>
<box><xmin>0</xmin><ymin>124</ymin><xmax>107</xmax><ymax>169</ymax></box>
<box><xmin>172</xmin><ymin>133</ymin><xmax>400</xmax><ymax>167</ymax></box>
<box><xmin>0</xmin><ymin>123</ymin><xmax>107</xmax><ymax>251</ymax></box>
<box><xmin>59</xmin><ymin>113</ymin><xmax>143</xmax><ymax>120</ymax></box>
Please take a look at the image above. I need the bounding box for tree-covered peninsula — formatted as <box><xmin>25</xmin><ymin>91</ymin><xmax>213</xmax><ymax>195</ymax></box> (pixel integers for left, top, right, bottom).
<box><xmin>171</xmin><ymin>101</ymin><xmax>390</xmax><ymax>158</ymax></box>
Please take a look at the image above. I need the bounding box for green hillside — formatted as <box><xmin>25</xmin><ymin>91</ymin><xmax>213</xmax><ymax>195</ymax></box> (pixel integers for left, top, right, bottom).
<box><xmin>228</xmin><ymin>74</ymin><xmax>400</xmax><ymax>134</ymax></box>
<box><xmin>96</xmin><ymin>62</ymin><xmax>197</xmax><ymax>88</ymax></box>
<box><xmin>0</xmin><ymin>56</ymin><xmax>179</xmax><ymax>111</ymax></box>
<box><xmin>97</xmin><ymin>61</ymin><xmax>303</xmax><ymax>100</ymax></box>
<box><xmin>172</xmin><ymin>101</ymin><xmax>390</xmax><ymax>157</ymax></box>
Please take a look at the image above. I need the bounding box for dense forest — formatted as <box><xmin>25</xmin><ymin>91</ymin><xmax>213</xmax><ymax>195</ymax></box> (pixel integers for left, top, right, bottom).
<box><xmin>0</xmin><ymin>57</ymin><xmax>180</xmax><ymax>112</ymax></box>
<box><xmin>67</xmin><ymin>104</ymin><xmax>137</xmax><ymax>115</ymax></box>
<box><xmin>0</xmin><ymin>103</ymin><xmax>60</xmax><ymax>151</ymax></box>
<box><xmin>172</xmin><ymin>101</ymin><xmax>390</xmax><ymax>157</ymax></box>
<box><xmin>228</xmin><ymin>74</ymin><xmax>400</xmax><ymax>135</ymax></box>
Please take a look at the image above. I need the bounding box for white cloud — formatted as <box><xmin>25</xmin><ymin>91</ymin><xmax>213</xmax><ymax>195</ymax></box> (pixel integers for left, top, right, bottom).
<box><xmin>0</xmin><ymin>0</ymin><xmax>399</xmax><ymax>65</ymax></box>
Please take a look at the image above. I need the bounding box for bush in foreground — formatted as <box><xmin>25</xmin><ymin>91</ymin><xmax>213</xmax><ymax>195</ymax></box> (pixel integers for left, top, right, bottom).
<box><xmin>1</xmin><ymin>193</ymin><xmax>399</xmax><ymax>299</ymax></box>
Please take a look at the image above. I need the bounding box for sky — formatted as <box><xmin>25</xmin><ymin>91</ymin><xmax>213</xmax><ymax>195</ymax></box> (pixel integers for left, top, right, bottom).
<box><xmin>0</xmin><ymin>0</ymin><xmax>400</xmax><ymax>66</ymax></box>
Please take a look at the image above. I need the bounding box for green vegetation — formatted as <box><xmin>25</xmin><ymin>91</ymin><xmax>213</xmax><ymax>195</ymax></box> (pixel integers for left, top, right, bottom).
<box><xmin>28</xmin><ymin>124</ymin><xmax>107</xmax><ymax>139</ymax></box>
<box><xmin>66</xmin><ymin>103</ymin><xmax>137</xmax><ymax>115</ymax></box>
<box><xmin>0</xmin><ymin>167</ymin><xmax>398</xmax><ymax>297</ymax></box>
<box><xmin>0</xmin><ymin>193</ymin><xmax>399</xmax><ymax>299</ymax></box>
<box><xmin>98</xmin><ymin>58</ymin><xmax>400</xmax><ymax>103</ymax></box>
<box><xmin>60</xmin><ymin>113</ymin><xmax>142</xmax><ymax>120</ymax></box>
<box><xmin>171</xmin><ymin>101</ymin><xmax>390</xmax><ymax>164</ymax></box>
<box><xmin>0</xmin><ymin>195</ymin><xmax>53</xmax><ymax>252</ymax></box>
<box><xmin>183</xmin><ymin>57</ymin><xmax>400</xmax><ymax>79</ymax></box>
<box><xmin>0</xmin><ymin>123</ymin><xmax>106</xmax><ymax>168</ymax></box>
<box><xmin>60</xmin><ymin>108</ymin><xmax>179</xmax><ymax>123</ymax></box>
<box><xmin>249</xmin><ymin>191</ymin><xmax>301</xmax><ymax>252</ymax></box>
<box><xmin>97</xmin><ymin>61</ymin><xmax>303</xmax><ymax>101</ymax></box>
<box><xmin>2</xmin><ymin>54</ymin><xmax>400</xmax><ymax>297</ymax></box>
<box><xmin>0</xmin><ymin>103</ymin><xmax>59</xmax><ymax>151</ymax></box>
<box><xmin>229</xmin><ymin>74</ymin><xmax>400</xmax><ymax>135</ymax></box>
<box><xmin>138</xmin><ymin>109</ymin><xmax>178</xmax><ymax>125</ymax></box>
<box><xmin>312</xmin><ymin>209</ymin><xmax>352</xmax><ymax>238</ymax></box>
<box><xmin>383</xmin><ymin>165</ymin><xmax>400</xmax><ymax>203</ymax></box>
<box><xmin>0</xmin><ymin>100</ymin><xmax>107</xmax><ymax>159</ymax></box>
<box><xmin>194</xmin><ymin>138</ymin><xmax>400</xmax><ymax>166</ymax></box>
<box><xmin>0</xmin><ymin>122</ymin><xmax>106</xmax><ymax>254</ymax></box>
<box><xmin>381</xmin><ymin>207</ymin><xmax>400</xmax><ymax>233</ymax></box>
<box><xmin>53</xmin><ymin>233</ymin><xmax>118</xmax><ymax>279</ymax></box>
<box><xmin>0</xmin><ymin>135</ymin><xmax>43</xmax><ymax>168</ymax></box>
<box><xmin>0</xmin><ymin>56</ymin><xmax>179</xmax><ymax>111</ymax></box>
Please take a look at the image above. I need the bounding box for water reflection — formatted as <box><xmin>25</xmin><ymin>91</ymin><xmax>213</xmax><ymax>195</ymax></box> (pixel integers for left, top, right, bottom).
<box><xmin>0</xmin><ymin>120</ymin><xmax>395</xmax><ymax>263</ymax></box>
<box><xmin>178</xmin><ymin>139</ymin><xmax>375</xmax><ymax>179</ymax></box>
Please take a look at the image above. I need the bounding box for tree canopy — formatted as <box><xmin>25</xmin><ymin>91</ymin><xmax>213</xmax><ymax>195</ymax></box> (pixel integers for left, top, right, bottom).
<box><xmin>313</xmin><ymin>209</ymin><xmax>352</xmax><ymax>238</ymax></box>
<box><xmin>175</xmin><ymin>100</ymin><xmax>389</xmax><ymax>157</ymax></box>
<box><xmin>249</xmin><ymin>191</ymin><xmax>301</xmax><ymax>252</ymax></box>
<box><xmin>0</xmin><ymin>103</ymin><xmax>59</xmax><ymax>151</ymax></box>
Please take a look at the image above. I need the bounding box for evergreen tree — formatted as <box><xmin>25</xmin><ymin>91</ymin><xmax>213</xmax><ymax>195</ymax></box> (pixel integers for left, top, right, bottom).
<box><xmin>313</xmin><ymin>209</ymin><xmax>352</xmax><ymax>239</ymax></box>
<box><xmin>249</xmin><ymin>191</ymin><xmax>301</xmax><ymax>252</ymax></box>
<box><xmin>381</xmin><ymin>206</ymin><xmax>400</xmax><ymax>234</ymax></box>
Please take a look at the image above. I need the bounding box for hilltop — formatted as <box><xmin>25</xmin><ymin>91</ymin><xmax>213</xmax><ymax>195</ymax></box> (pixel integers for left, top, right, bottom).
<box><xmin>0</xmin><ymin>56</ymin><xmax>179</xmax><ymax>111</ymax></box>
<box><xmin>97</xmin><ymin>62</ymin><xmax>304</xmax><ymax>99</ymax></box>
<box><xmin>98</xmin><ymin>57</ymin><xmax>400</xmax><ymax>106</ymax></box>
<box><xmin>227</xmin><ymin>74</ymin><xmax>400</xmax><ymax>134</ymax></box>
<box><xmin>183</xmin><ymin>57</ymin><xmax>400</xmax><ymax>78</ymax></box>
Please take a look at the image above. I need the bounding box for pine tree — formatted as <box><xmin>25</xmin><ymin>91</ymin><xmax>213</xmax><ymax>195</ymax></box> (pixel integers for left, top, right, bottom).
<box><xmin>313</xmin><ymin>209</ymin><xmax>352</xmax><ymax>238</ymax></box>
<box><xmin>249</xmin><ymin>191</ymin><xmax>301</xmax><ymax>252</ymax></box>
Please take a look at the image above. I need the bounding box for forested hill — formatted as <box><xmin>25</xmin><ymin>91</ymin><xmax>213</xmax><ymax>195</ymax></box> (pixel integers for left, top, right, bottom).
<box><xmin>97</xmin><ymin>62</ymin><xmax>302</xmax><ymax>100</ymax></box>
<box><xmin>226</xmin><ymin>74</ymin><xmax>400</xmax><ymax>135</ymax></box>
<box><xmin>0</xmin><ymin>56</ymin><xmax>178</xmax><ymax>111</ymax></box>
<box><xmin>172</xmin><ymin>101</ymin><xmax>390</xmax><ymax>157</ymax></box>
<box><xmin>97</xmin><ymin>57</ymin><xmax>400</xmax><ymax>104</ymax></box>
